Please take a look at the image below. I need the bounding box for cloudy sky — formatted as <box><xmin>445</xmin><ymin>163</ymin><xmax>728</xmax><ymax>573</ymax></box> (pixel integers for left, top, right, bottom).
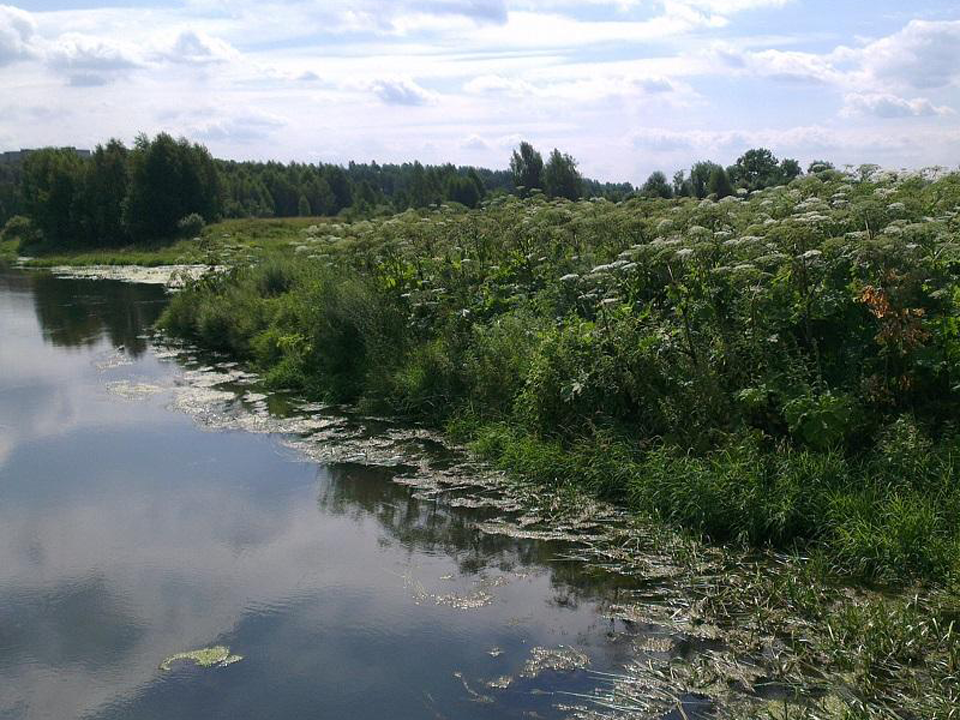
<box><xmin>1</xmin><ymin>0</ymin><xmax>959</xmax><ymax>183</ymax></box>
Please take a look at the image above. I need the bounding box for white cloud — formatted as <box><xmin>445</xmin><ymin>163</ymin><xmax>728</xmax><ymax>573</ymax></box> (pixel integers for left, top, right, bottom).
<box><xmin>495</xmin><ymin>133</ymin><xmax>524</xmax><ymax>150</ymax></box>
<box><xmin>218</xmin><ymin>0</ymin><xmax>508</xmax><ymax>37</ymax></box>
<box><xmin>847</xmin><ymin>20</ymin><xmax>960</xmax><ymax>90</ymax></box>
<box><xmin>460</xmin><ymin>133</ymin><xmax>489</xmax><ymax>149</ymax></box>
<box><xmin>708</xmin><ymin>19</ymin><xmax>960</xmax><ymax>94</ymax></box>
<box><xmin>629</xmin><ymin>124</ymin><xmax>936</xmax><ymax>169</ymax></box>
<box><xmin>191</xmin><ymin>111</ymin><xmax>287</xmax><ymax>142</ymax></box>
<box><xmin>412</xmin><ymin>0</ymin><xmax>507</xmax><ymax>23</ymax></box>
<box><xmin>632</xmin><ymin>128</ymin><xmax>695</xmax><ymax>151</ymax></box>
<box><xmin>464</xmin><ymin>71</ymin><xmax>685</xmax><ymax>104</ymax></box>
<box><xmin>0</xmin><ymin>4</ymin><xmax>37</xmax><ymax>65</ymax></box>
<box><xmin>159</xmin><ymin>30</ymin><xmax>238</xmax><ymax>65</ymax></box>
<box><xmin>46</xmin><ymin>32</ymin><xmax>141</xmax><ymax>71</ymax></box>
<box><xmin>635</xmin><ymin>76</ymin><xmax>674</xmax><ymax>93</ymax></box>
<box><xmin>0</xmin><ymin>0</ymin><xmax>957</xmax><ymax>183</ymax></box>
<box><xmin>67</xmin><ymin>72</ymin><xmax>111</xmax><ymax>87</ymax></box>
<box><xmin>676</xmin><ymin>0</ymin><xmax>791</xmax><ymax>10</ymax></box>
<box><xmin>708</xmin><ymin>44</ymin><xmax>838</xmax><ymax>84</ymax></box>
<box><xmin>841</xmin><ymin>92</ymin><xmax>954</xmax><ymax>119</ymax></box>
<box><xmin>369</xmin><ymin>77</ymin><xmax>438</xmax><ymax>106</ymax></box>
<box><xmin>463</xmin><ymin>73</ymin><xmax>536</xmax><ymax>96</ymax></box>
<box><xmin>514</xmin><ymin>0</ymin><xmax>792</xmax><ymax>14</ymax></box>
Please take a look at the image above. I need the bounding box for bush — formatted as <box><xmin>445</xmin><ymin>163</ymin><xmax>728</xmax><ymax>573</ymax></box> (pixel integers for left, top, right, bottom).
<box><xmin>255</xmin><ymin>258</ymin><xmax>296</xmax><ymax>298</ymax></box>
<box><xmin>177</xmin><ymin>213</ymin><xmax>205</xmax><ymax>238</ymax></box>
<box><xmin>2</xmin><ymin>215</ymin><xmax>41</xmax><ymax>252</ymax></box>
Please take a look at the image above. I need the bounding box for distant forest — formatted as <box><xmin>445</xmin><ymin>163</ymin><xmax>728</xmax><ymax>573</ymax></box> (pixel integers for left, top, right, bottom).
<box><xmin>0</xmin><ymin>132</ymin><xmax>807</xmax><ymax>249</ymax></box>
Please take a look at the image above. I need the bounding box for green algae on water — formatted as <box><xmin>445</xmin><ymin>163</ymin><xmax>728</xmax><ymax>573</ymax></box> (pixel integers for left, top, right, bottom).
<box><xmin>159</xmin><ymin>646</ymin><xmax>243</xmax><ymax>671</ymax></box>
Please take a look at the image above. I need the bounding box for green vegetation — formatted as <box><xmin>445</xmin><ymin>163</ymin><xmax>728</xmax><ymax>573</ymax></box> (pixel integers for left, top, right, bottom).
<box><xmin>0</xmin><ymin>136</ymin><xmax>637</xmax><ymax>255</ymax></box>
<box><xmin>12</xmin><ymin>135</ymin><xmax>219</xmax><ymax>252</ymax></box>
<box><xmin>159</xmin><ymin>646</ymin><xmax>242</xmax><ymax>671</ymax></box>
<box><xmin>2</xmin><ymin>135</ymin><xmax>792</xmax><ymax>258</ymax></box>
<box><xmin>0</xmin><ymin>238</ymin><xmax>16</xmax><ymax>264</ymax></box>
<box><xmin>17</xmin><ymin>216</ymin><xmax>325</xmax><ymax>267</ymax></box>
<box><xmin>160</xmin><ymin>166</ymin><xmax>960</xmax><ymax>589</ymax></box>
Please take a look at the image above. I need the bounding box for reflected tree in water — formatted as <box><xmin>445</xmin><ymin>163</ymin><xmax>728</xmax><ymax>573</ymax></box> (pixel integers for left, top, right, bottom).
<box><xmin>317</xmin><ymin>462</ymin><xmax>627</xmax><ymax>606</ymax></box>
<box><xmin>29</xmin><ymin>274</ymin><xmax>166</xmax><ymax>355</ymax></box>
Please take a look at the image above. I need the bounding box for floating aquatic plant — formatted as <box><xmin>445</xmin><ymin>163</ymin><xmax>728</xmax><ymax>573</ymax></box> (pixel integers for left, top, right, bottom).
<box><xmin>159</xmin><ymin>646</ymin><xmax>242</xmax><ymax>671</ymax></box>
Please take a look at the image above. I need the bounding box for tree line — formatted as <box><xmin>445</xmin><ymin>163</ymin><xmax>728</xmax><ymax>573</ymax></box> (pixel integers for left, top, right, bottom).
<box><xmin>1</xmin><ymin>132</ymin><xmax>817</xmax><ymax>250</ymax></box>
<box><xmin>639</xmin><ymin>149</ymin><xmax>816</xmax><ymax>200</ymax></box>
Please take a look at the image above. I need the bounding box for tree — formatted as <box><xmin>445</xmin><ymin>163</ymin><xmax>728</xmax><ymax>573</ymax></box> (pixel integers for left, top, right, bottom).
<box><xmin>445</xmin><ymin>175</ymin><xmax>481</xmax><ymax>208</ymax></box>
<box><xmin>730</xmin><ymin>148</ymin><xmax>782</xmax><ymax>191</ymax></box>
<box><xmin>543</xmin><ymin>149</ymin><xmax>582</xmax><ymax>201</ymax></box>
<box><xmin>640</xmin><ymin>170</ymin><xmax>673</xmax><ymax>199</ymax></box>
<box><xmin>510</xmin><ymin>141</ymin><xmax>543</xmax><ymax>197</ymax></box>
<box><xmin>672</xmin><ymin>170</ymin><xmax>691</xmax><ymax>198</ymax></box>
<box><xmin>82</xmin><ymin>139</ymin><xmax>129</xmax><ymax>246</ymax></box>
<box><xmin>690</xmin><ymin>161</ymin><xmax>722</xmax><ymax>199</ymax></box>
<box><xmin>0</xmin><ymin>162</ymin><xmax>26</xmax><ymax>226</ymax></box>
<box><xmin>304</xmin><ymin>175</ymin><xmax>333</xmax><ymax>216</ymax></box>
<box><xmin>466</xmin><ymin>168</ymin><xmax>486</xmax><ymax>202</ymax></box>
<box><xmin>808</xmin><ymin>160</ymin><xmax>835</xmax><ymax>174</ymax></box>
<box><xmin>407</xmin><ymin>162</ymin><xmax>438</xmax><ymax>208</ymax></box>
<box><xmin>180</xmin><ymin>140</ymin><xmax>221</xmax><ymax>222</ymax></box>
<box><xmin>22</xmin><ymin>148</ymin><xmax>86</xmax><ymax>246</ymax></box>
<box><xmin>780</xmin><ymin>158</ymin><xmax>802</xmax><ymax>183</ymax></box>
<box><xmin>707</xmin><ymin>165</ymin><xmax>734</xmax><ymax>199</ymax></box>
<box><xmin>354</xmin><ymin>179</ymin><xmax>378</xmax><ymax>210</ymax></box>
<box><xmin>263</xmin><ymin>169</ymin><xmax>299</xmax><ymax>216</ymax></box>
<box><xmin>323</xmin><ymin>165</ymin><xmax>353</xmax><ymax>213</ymax></box>
<box><xmin>298</xmin><ymin>195</ymin><xmax>311</xmax><ymax>216</ymax></box>
<box><xmin>1</xmin><ymin>215</ymin><xmax>39</xmax><ymax>249</ymax></box>
<box><xmin>122</xmin><ymin>133</ymin><xmax>222</xmax><ymax>241</ymax></box>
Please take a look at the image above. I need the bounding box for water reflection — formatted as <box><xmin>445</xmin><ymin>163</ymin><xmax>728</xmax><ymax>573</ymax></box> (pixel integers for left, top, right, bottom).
<box><xmin>0</xmin><ymin>269</ymin><xmax>635</xmax><ymax>720</ymax></box>
<box><xmin>0</xmin><ymin>271</ymin><xmax>165</xmax><ymax>355</ymax></box>
<box><xmin>0</xmin><ymin>574</ymin><xmax>147</xmax><ymax>672</ymax></box>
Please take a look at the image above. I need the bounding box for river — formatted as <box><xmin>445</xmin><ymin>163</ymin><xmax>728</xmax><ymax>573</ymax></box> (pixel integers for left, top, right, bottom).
<box><xmin>0</xmin><ymin>269</ymin><xmax>682</xmax><ymax>719</ymax></box>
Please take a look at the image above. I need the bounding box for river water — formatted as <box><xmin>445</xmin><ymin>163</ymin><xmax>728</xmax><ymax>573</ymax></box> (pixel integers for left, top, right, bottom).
<box><xmin>0</xmin><ymin>269</ymin><xmax>675</xmax><ymax>720</ymax></box>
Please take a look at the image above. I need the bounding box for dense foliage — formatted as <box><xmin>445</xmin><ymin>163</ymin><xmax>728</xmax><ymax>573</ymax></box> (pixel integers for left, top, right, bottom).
<box><xmin>162</xmin><ymin>165</ymin><xmax>960</xmax><ymax>585</ymax></box>
<box><xmin>2</xmin><ymin>134</ymin><xmax>803</xmax><ymax>252</ymax></box>
<box><xmin>0</xmin><ymin>160</ymin><xmax>25</xmax><ymax>222</ymax></box>
<box><xmin>9</xmin><ymin>135</ymin><xmax>219</xmax><ymax>250</ymax></box>
<box><xmin>1</xmin><ymin>136</ymin><xmax>637</xmax><ymax>249</ymax></box>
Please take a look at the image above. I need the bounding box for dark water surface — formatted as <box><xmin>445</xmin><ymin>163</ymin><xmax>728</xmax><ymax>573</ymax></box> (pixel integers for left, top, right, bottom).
<box><xmin>0</xmin><ymin>270</ymin><xmax>643</xmax><ymax>720</ymax></box>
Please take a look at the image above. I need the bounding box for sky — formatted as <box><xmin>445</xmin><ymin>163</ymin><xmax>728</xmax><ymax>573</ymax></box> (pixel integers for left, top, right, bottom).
<box><xmin>1</xmin><ymin>0</ymin><xmax>959</xmax><ymax>183</ymax></box>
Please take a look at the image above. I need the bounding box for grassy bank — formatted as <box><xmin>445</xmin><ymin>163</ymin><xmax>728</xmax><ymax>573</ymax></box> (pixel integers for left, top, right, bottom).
<box><xmin>0</xmin><ymin>238</ymin><xmax>16</xmax><ymax>264</ymax></box>
<box><xmin>161</xmin><ymin>168</ymin><xmax>960</xmax><ymax>586</ymax></box>
<box><xmin>15</xmin><ymin>216</ymin><xmax>329</xmax><ymax>267</ymax></box>
<box><xmin>156</xmin><ymin>169</ymin><xmax>960</xmax><ymax>717</ymax></box>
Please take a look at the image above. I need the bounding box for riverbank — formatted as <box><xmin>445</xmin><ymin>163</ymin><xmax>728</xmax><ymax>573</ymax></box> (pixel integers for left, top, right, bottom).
<box><xmin>161</xmin><ymin>170</ymin><xmax>960</xmax><ymax>582</ymax></box>
<box><xmin>10</xmin><ymin>216</ymin><xmax>327</xmax><ymax>268</ymax></box>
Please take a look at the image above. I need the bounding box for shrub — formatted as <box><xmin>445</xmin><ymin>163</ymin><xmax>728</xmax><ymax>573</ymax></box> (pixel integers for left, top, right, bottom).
<box><xmin>177</xmin><ymin>213</ymin><xmax>205</xmax><ymax>238</ymax></box>
<box><xmin>255</xmin><ymin>258</ymin><xmax>296</xmax><ymax>297</ymax></box>
<box><xmin>2</xmin><ymin>215</ymin><xmax>41</xmax><ymax>252</ymax></box>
